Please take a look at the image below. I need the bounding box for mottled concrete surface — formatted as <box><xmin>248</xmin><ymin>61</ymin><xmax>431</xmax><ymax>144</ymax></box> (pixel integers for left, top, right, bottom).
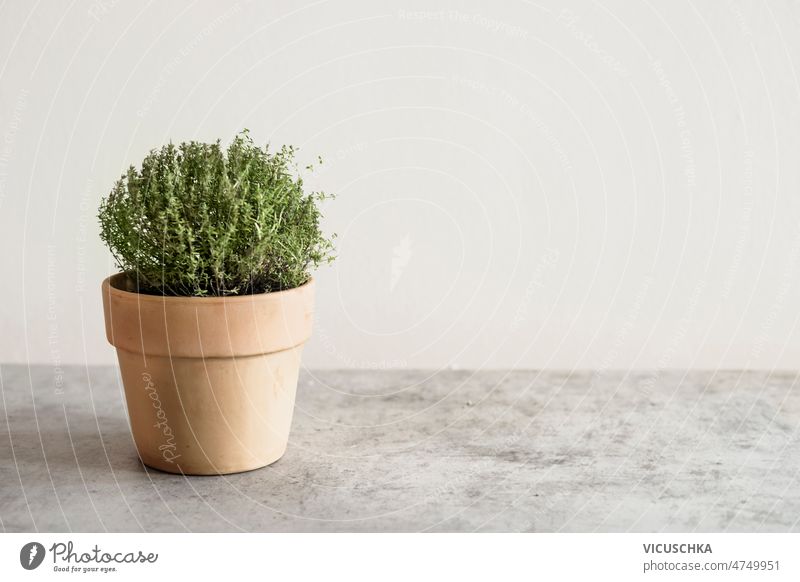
<box><xmin>0</xmin><ymin>365</ymin><xmax>798</xmax><ymax>532</ymax></box>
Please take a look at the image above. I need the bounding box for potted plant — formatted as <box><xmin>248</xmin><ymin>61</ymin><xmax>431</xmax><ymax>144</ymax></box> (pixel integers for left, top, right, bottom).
<box><xmin>99</xmin><ymin>130</ymin><xmax>334</xmax><ymax>475</ymax></box>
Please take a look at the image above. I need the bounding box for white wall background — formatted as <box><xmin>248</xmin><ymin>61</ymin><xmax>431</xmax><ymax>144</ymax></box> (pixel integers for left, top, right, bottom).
<box><xmin>1</xmin><ymin>0</ymin><xmax>799</xmax><ymax>370</ymax></box>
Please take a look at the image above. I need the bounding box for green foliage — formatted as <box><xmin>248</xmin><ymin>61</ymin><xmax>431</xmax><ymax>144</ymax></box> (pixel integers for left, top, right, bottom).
<box><xmin>98</xmin><ymin>130</ymin><xmax>335</xmax><ymax>296</ymax></box>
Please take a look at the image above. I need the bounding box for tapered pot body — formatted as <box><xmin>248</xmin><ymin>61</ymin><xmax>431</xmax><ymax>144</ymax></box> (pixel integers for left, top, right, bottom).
<box><xmin>102</xmin><ymin>274</ymin><xmax>314</xmax><ymax>475</ymax></box>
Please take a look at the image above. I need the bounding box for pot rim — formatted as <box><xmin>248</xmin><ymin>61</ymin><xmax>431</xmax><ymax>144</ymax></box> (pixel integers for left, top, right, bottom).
<box><xmin>103</xmin><ymin>272</ymin><xmax>314</xmax><ymax>304</ymax></box>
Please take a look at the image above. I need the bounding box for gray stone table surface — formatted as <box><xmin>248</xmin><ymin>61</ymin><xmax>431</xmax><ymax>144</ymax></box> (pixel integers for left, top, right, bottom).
<box><xmin>1</xmin><ymin>365</ymin><xmax>798</xmax><ymax>532</ymax></box>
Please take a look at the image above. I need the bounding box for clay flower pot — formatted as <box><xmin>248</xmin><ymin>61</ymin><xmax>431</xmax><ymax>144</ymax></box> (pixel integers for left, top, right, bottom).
<box><xmin>101</xmin><ymin>273</ymin><xmax>314</xmax><ymax>475</ymax></box>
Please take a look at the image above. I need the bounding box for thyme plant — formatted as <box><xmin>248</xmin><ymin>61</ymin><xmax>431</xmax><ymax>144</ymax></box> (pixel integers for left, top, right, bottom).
<box><xmin>98</xmin><ymin>131</ymin><xmax>335</xmax><ymax>296</ymax></box>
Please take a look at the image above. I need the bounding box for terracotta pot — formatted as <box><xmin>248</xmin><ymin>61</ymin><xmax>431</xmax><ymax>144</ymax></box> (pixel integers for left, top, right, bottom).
<box><xmin>101</xmin><ymin>273</ymin><xmax>314</xmax><ymax>475</ymax></box>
